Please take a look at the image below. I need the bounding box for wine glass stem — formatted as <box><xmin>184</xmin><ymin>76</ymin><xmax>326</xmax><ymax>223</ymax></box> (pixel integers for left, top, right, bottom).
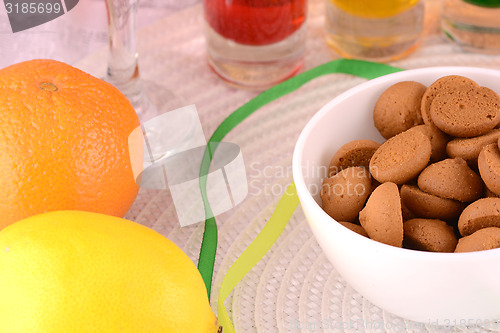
<box><xmin>106</xmin><ymin>0</ymin><xmax>142</xmax><ymax>106</ymax></box>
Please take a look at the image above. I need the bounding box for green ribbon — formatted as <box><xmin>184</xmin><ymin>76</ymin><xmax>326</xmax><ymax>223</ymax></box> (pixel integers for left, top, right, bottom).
<box><xmin>196</xmin><ymin>59</ymin><xmax>403</xmax><ymax>331</ymax></box>
<box><xmin>462</xmin><ymin>0</ymin><xmax>500</xmax><ymax>7</ymax></box>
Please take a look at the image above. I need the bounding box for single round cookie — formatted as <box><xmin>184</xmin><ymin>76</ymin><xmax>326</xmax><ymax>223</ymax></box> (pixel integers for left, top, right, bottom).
<box><xmin>412</xmin><ymin>124</ymin><xmax>450</xmax><ymax>162</ymax></box>
<box><xmin>369</xmin><ymin>127</ymin><xmax>431</xmax><ymax>184</ymax></box>
<box><xmin>338</xmin><ymin>221</ymin><xmax>369</xmax><ymax>237</ymax></box>
<box><xmin>321</xmin><ymin>167</ymin><xmax>372</xmax><ymax>222</ymax></box>
<box><xmin>403</xmin><ymin>218</ymin><xmax>458</xmax><ymax>252</ymax></box>
<box><xmin>447</xmin><ymin>129</ymin><xmax>500</xmax><ymax>167</ymax></box>
<box><xmin>359</xmin><ymin>182</ymin><xmax>403</xmax><ymax>247</ymax></box>
<box><xmin>418</xmin><ymin>158</ymin><xmax>483</xmax><ymax>202</ymax></box>
<box><xmin>478</xmin><ymin>143</ymin><xmax>500</xmax><ymax>196</ymax></box>
<box><xmin>421</xmin><ymin>75</ymin><xmax>479</xmax><ymax>125</ymax></box>
<box><xmin>455</xmin><ymin>227</ymin><xmax>500</xmax><ymax>253</ymax></box>
<box><xmin>400</xmin><ymin>184</ymin><xmax>465</xmax><ymax>221</ymax></box>
<box><xmin>430</xmin><ymin>86</ymin><xmax>500</xmax><ymax>137</ymax></box>
<box><xmin>373</xmin><ymin>81</ymin><xmax>426</xmax><ymax>139</ymax></box>
<box><xmin>328</xmin><ymin>139</ymin><xmax>381</xmax><ymax>177</ymax></box>
<box><xmin>458</xmin><ymin>197</ymin><xmax>500</xmax><ymax>236</ymax></box>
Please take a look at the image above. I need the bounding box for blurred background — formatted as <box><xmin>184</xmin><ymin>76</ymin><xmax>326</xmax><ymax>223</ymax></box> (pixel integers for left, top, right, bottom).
<box><xmin>0</xmin><ymin>0</ymin><xmax>201</xmax><ymax>68</ymax></box>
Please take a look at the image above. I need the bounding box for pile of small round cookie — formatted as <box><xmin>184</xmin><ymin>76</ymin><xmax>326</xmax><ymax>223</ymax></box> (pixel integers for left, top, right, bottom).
<box><xmin>320</xmin><ymin>75</ymin><xmax>500</xmax><ymax>253</ymax></box>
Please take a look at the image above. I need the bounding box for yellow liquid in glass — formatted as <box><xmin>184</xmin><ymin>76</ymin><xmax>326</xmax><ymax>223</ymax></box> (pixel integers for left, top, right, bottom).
<box><xmin>330</xmin><ymin>0</ymin><xmax>420</xmax><ymax>18</ymax></box>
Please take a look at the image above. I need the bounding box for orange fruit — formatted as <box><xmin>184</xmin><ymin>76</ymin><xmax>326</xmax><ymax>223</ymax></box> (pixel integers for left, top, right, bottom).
<box><xmin>0</xmin><ymin>210</ymin><xmax>219</xmax><ymax>332</ymax></box>
<box><xmin>0</xmin><ymin>59</ymin><xmax>142</xmax><ymax>230</ymax></box>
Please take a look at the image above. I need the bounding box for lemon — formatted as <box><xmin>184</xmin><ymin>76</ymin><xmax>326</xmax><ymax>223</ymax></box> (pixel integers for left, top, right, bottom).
<box><xmin>330</xmin><ymin>0</ymin><xmax>420</xmax><ymax>18</ymax></box>
<box><xmin>0</xmin><ymin>211</ymin><xmax>219</xmax><ymax>333</ymax></box>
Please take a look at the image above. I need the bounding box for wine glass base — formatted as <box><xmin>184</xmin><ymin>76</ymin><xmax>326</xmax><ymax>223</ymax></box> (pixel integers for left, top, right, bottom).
<box><xmin>133</xmin><ymin>80</ymin><xmax>186</xmax><ymax>122</ymax></box>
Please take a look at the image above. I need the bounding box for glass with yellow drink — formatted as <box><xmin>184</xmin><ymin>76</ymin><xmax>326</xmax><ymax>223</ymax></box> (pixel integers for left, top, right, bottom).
<box><xmin>325</xmin><ymin>0</ymin><xmax>425</xmax><ymax>61</ymax></box>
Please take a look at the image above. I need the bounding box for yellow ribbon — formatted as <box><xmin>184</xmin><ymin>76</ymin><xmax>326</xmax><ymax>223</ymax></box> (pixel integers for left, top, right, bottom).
<box><xmin>195</xmin><ymin>59</ymin><xmax>404</xmax><ymax>332</ymax></box>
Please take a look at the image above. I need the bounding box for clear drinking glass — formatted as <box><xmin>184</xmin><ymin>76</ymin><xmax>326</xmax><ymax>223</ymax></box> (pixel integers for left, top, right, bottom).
<box><xmin>441</xmin><ymin>0</ymin><xmax>500</xmax><ymax>54</ymax></box>
<box><xmin>203</xmin><ymin>0</ymin><xmax>308</xmax><ymax>90</ymax></box>
<box><xmin>325</xmin><ymin>0</ymin><xmax>425</xmax><ymax>62</ymax></box>
<box><xmin>105</xmin><ymin>0</ymin><xmax>196</xmax><ymax>164</ymax></box>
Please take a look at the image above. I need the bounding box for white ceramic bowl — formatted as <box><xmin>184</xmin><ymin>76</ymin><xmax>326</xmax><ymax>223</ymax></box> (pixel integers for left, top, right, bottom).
<box><xmin>292</xmin><ymin>67</ymin><xmax>500</xmax><ymax>324</ymax></box>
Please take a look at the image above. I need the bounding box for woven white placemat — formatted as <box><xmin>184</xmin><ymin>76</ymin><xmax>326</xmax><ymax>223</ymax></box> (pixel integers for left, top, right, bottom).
<box><xmin>77</xmin><ymin>1</ymin><xmax>500</xmax><ymax>332</ymax></box>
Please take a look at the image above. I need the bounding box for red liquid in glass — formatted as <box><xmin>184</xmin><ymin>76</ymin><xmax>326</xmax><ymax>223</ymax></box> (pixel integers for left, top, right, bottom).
<box><xmin>203</xmin><ymin>0</ymin><xmax>307</xmax><ymax>46</ymax></box>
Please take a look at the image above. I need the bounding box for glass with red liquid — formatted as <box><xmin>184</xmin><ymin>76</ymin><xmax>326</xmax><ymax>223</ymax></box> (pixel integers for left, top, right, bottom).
<box><xmin>203</xmin><ymin>0</ymin><xmax>308</xmax><ymax>90</ymax></box>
